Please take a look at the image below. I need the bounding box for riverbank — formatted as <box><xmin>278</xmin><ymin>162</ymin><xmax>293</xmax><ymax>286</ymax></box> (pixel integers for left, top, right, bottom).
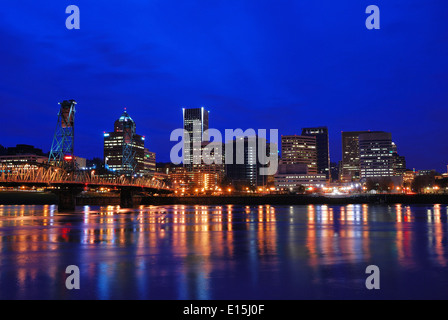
<box><xmin>1</xmin><ymin>191</ymin><xmax>447</xmax><ymax>206</ymax></box>
<box><xmin>0</xmin><ymin>191</ymin><xmax>58</xmax><ymax>205</ymax></box>
<box><xmin>143</xmin><ymin>194</ymin><xmax>448</xmax><ymax>206</ymax></box>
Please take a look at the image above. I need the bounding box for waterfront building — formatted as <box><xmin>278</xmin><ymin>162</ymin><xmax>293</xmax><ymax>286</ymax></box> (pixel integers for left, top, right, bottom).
<box><xmin>144</xmin><ymin>149</ymin><xmax>156</xmax><ymax>177</ymax></box>
<box><xmin>225</xmin><ymin>136</ymin><xmax>272</xmax><ymax>189</ymax></box>
<box><xmin>281</xmin><ymin>135</ymin><xmax>317</xmax><ymax>174</ymax></box>
<box><xmin>0</xmin><ymin>154</ymin><xmax>48</xmax><ymax>166</ymax></box>
<box><xmin>359</xmin><ymin>131</ymin><xmax>395</xmax><ymax>180</ymax></box>
<box><xmin>103</xmin><ymin>110</ymin><xmax>145</xmax><ymax>176</ymax></box>
<box><xmin>274</xmin><ymin>163</ymin><xmax>327</xmax><ymax>191</ymax></box>
<box><xmin>302</xmin><ymin>127</ymin><xmax>330</xmax><ymax>178</ymax></box>
<box><xmin>0</xmin><ymin>144</ymin><xmax>47</xmax><ymax>166</ymax></box>
<box><xmin>392</xmin><ymin>142</ymin><xmax>407</xmax><ymax>176</ymax></box>
<box><xmin>183</xmin><ymin>107</ymin><xmax>209</xmax><ymax>171</ymax></box>
<box><xmin>330</xmin><ymin>161</ymin><xmax>340</xmax><ymax>182</ymax></box>
<box><xmin>340</xmin><ymin>131</ymin><xmax>371</xmax><ymax>182</ymax></box>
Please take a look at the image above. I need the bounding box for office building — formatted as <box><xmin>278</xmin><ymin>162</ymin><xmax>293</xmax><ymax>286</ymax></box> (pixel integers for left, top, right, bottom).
<box><xmin>183</xmin><ymin>107</ymin><xmax>209</xmax><ymax>171</ymax></box>
<box><xmin>340</xmin><ymin>131</ymin><xmax>371</xmax><ymax>182</ymax></box>
<box><xmin>274</xmin><ymin>163</ymin><xmax>326</xmax><ymax>191</ymax></box>
<box><xmin>392</xmin><ymin>142</ymin><xmax>406</xmax><ymax>176</ymax></box>
<box><xmin>281</xmin><ymin>135</ymin><xmax>317</xmax><ymax>174</ymax></box>
<box><xmin>0</xmin><ymin>154</ymin><xmax>48</xmax><ymax>166</ymax></box>
<box><xmin>144</xmin><ymin>149</ymin><xmax>156</xmax><ymax>177</ymax></box>
<box><xmin>0</xmin><ymin>144</ymin><xmax>47</xmax><ymax>167</ymax></box>
<box><xmin>330</xmin><ymin>161</ymin><xmax>340</xmax><ymax>182</ymax></box>
<box><xmin>302</xmin><ymin>127</ymin><xmax>330</xmax><ymax>178</ymax></box>
<box><xmin>103</xmin><ymin>110</ymin><xmax>145</xmax><ymax>176</ymax></box>
<box><xmin>359</xmin><ymin>131</ymin><xmax>394</xmax><ymax>179</ymax></box>
<box><xmin>225</xmin><ymin>136</ymin><xmax>272</xmax><ymax>189</ymax></box>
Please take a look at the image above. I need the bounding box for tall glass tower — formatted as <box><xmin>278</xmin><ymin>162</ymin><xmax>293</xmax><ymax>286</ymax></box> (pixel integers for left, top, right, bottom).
<box><xmin>182</xmin><ymin>107</ymin><xmax>209</xmax><ymax>171</ymax></box>
<box><xmin>103</xmin><ymin>110</ymin><xmax>145</xmax><ymax>176</ymax></box>
<box><xmin>302</xmin><ymin>127</ymin><xmax>330</xmax><ymax>179</ymax></box>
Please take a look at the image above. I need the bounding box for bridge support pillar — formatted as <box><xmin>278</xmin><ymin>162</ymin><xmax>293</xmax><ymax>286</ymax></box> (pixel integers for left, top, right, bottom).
<box><xmin>120</xmin><ymin>188</ymin><xmax>137</xmax><ymax>208</ymax></box>
<box><xmin>56</xmin><ymin>188</ymin><xmax>82</xmax><ymax>211</ymax></box>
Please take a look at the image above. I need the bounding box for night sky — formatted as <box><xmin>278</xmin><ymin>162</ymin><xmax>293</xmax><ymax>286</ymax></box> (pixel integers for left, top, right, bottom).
<box><xmin>1</xmin><ymin>1</ymin><xmax>447</xmax><ymax>172</ymax></box>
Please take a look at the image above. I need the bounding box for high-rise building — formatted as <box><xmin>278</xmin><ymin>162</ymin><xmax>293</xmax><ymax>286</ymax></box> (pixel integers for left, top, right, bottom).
<box><xmin>340</xmin><ymin>131</ymin><xmax>371</xmax><ymax>182</ymax></box>
<box><xmin>183</xmin><ymin>107</ymin><xmax>209</xmax><ymax>171</ymax></box>
<box><xmin>392</xmin><ymin>142</ymin><xmax>406</xmax><ymax>176</ymax></box>
<box><xmin>225</xmin><ymin>136</ymin><xmax>272</xmax><ymax>189</ymax></box>
<box><xmin>359</xmin><ymin>131</ymin><xmax>394</xmax><ymax>179</ymax></box>
<box><xmin>281</xmin><ymin>135</ymin><xmax>317</xmax><ymax>174</ymax></box>
<box><xmin>144</xmin><ymin>148</ymin><xmax>156</xmax><ymax>177</ymax></box>
<box><xmin>103</xmin><ymin>110</ymin><xmax>145</xmax><ymax>176</ymax></box>
<box><xmin>196</xmin><ymin>141</ymin><xmax>225</xmax><ymax>189</ymax></box>
<box><xmin>330</xmin><ymin>161</ymin><xmax>340</xmax><ymax>182</ymax></box>
<box><xmin>302</xmin><ymin>127</ymin><xmax>330</xmax><ymax>178</ymax></box>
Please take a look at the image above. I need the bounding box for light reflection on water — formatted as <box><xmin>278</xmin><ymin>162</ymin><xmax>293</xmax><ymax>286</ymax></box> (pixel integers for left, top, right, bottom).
<box><xmin>0</xmin><ymin>204</ymin><xmax>447</xmax><ymax>299</ymax></box>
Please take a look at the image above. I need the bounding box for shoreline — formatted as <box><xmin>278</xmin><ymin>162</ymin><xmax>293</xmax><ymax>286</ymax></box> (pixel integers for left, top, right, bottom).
<box><xmin>1</xmin><ymin>191</ymin><xmax>448</xmax><ymax>206</ymax></box>
<box><xmin>142</xmin><ymin>194</ymin><xmax>448</xmax><ymax>206</ymax></box>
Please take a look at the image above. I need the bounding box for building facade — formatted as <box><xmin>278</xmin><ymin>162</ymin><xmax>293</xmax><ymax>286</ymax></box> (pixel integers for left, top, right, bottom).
<box><xmin>302</xmin><ymin>127</ymin><xmax>330</xmax><ymax>178</ymax></box>
<box><xmin>340</xmin><ymin>131</ymin><xmax>371</xmax><ymax>182</ymax></box>
<box><xmin>281</xmin><ymin>135</ymin><xmax>317</xmax><ymax>174</ymax></box>
<box><xmin>183</xmin><ymin>107</ymin><xmax>209</xmax><ymax>171</ymax></box>
<box><xmin>274</xmin><ymin>162</ymin><xmax>326</xmax><ymax>191</ymax></box>
<box><xmin>392</xmin><ymin>142</ymin><xmax>407</xmax><ymax>176</ymax></box>
<box><xmin>359</xmin><ymin>131</ymin><xmax>395</xmax><ymax>180</ymax></box>
<box><xmin>103</xmin><ymin>110</ymin><xmax>145</xmax><ymax>176</ymax></box>
<box><xmin>225</xmin><ymin>136</ymin><xmax>271</xmax><ymax>189</ymax></box>
<box><xmin>144</xmin><ymin>149</ymin><xmax>156</xmax><ymax>177</ymax></box>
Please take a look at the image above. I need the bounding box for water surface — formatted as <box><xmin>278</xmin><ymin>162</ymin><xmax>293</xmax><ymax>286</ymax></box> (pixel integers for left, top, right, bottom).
<box><xmin>0</xmin><ymin>204</ymin><xmax>447</xmax><ymax>299</ymax></box>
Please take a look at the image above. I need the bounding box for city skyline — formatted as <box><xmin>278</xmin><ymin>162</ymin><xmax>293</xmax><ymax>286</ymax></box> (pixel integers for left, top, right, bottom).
<box><xmin>2</xmin><ymin>2</ymin><xmax>448</xmax><ymax>303</ymax></box>
<box><xmin>0</xmin><ymin>104</ymin><xmax>447</xmax><ymax>174</ymax></box>
<box><xmin>1</xmin><ymin>1</ymin><xmax>447</xmax><ymax>173</ymax></box>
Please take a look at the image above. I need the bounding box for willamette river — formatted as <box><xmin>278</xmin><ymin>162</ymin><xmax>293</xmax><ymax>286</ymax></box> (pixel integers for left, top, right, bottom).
<box><xmin>0</xmin><ymin>204</ymin><xmax>447</xmax><ymax>300</ymax></box>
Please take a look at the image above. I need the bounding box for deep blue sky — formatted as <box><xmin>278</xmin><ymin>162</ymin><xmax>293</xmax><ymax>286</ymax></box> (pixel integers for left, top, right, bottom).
<box><xmin>1</xmin><ymin>1</ymin><xmax>447</xmax><ymax>172</ymax></box>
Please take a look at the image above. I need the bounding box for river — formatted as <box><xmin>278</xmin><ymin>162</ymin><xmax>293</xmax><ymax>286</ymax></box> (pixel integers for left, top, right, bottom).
<box><xmin>0</xmin><ymin>204</ymin><xmax>447</xmax><ymax>299</ymax></box>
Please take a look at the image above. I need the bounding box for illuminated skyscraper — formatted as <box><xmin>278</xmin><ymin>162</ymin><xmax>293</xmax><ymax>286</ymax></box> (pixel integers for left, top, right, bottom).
<box><xmin>281</xmin><ymin>135</ymin><xmax>317</xmax><ymax>174</ymax></box>
<box><xmin>144</xmin><ymin>148</ymin><xmax>156</xmax><ymax>177</ymax></box>
<box><xmin>359</xmin><ymin>131</ymin><xmax>394</xmax><ymax>179</ymax></box>
<box><xmin>392</xmin><ymin>142</ymin><xmax>407</xmax><ymax>176</ymax></box>
<box><xmin>225</xmin><ymin>136</ymin><xmax>272</xmax><ymax>188</ymax></box>
<box><xmin>183</xmin><ymin>107</ymin><xmax>209</xmax><ymax>171</ymax></box>
<box><xmin>340</xmin><ymin>131</ymin><xmax>370</xmax><ymax>182</ymax></box>
<box><xmin>103</xmin><ymin>110</ymin><xmax>145</xmax><ymax>176</ymax></box>
<box><xmin>302</xmin><ymin>127</ymin><xmax>330</xmax><ymax>179</ymax></box>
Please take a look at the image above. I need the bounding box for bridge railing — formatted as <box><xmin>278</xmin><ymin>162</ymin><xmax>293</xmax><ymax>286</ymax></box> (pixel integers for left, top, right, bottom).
<box><xmin>0</xmin><ymin>165</ymin><xmax>170</xmax><ymax>190</ymax></box>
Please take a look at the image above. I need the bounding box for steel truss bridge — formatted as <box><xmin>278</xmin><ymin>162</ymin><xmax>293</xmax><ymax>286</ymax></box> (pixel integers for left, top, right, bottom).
<box><xmin>0</xmin><ymin>165</ymin><xmax>171</xmax><ymax>210</ymax></box>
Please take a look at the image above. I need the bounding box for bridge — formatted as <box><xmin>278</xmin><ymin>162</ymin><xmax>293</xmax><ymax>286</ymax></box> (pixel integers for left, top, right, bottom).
<box><xmin>0</xmin><ymin>165</ymin><xmax>172</xmax><ymax>210</ymax></box>
<box><xmin>0</xmin><ymin>99</ymin><xmax>173</xmax><ymax>210</ymax></box>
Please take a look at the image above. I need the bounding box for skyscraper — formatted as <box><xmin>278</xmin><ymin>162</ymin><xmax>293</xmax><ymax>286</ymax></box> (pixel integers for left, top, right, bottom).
<box><xmin>103</xmin><ymin>110</ymin><xmax>145</xmax><ymax>176</ymax></box>
<box><xmin>392</xmin><ymin>142</ymin><xmax>406</xmax><ymax>176</ymax></box>
<box><xmin>144</xmin><ymin>148</ymin><xmax>156</xmax><ymax>177</ymax></box>
<box><xmin>359</xmin><ymin>131</ymin><xmax>394</xmax><ymax>179</ymax></box>
<box><xmin>183</xmin><ymin>107</ymin><xmax>209</xmax><ymax>171</ymax></box>
<box><xmin>281</xmin><ymin>135</ymin><xmax>317</xmax><ymax>174</ymax></box>
<box><xmin>225</xmin><ymin>136</ymin><xmax>272</xmax><ymax>189</ymax></box>
<box><xmin>340</xmin><ymin>131</ymin><xmax>371</xmax><ymax>182</ymax></box>
<box><xmin>302</xmin><ymin>127</ymin><xmax>330</xmax><ymax>179</ymax></box>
